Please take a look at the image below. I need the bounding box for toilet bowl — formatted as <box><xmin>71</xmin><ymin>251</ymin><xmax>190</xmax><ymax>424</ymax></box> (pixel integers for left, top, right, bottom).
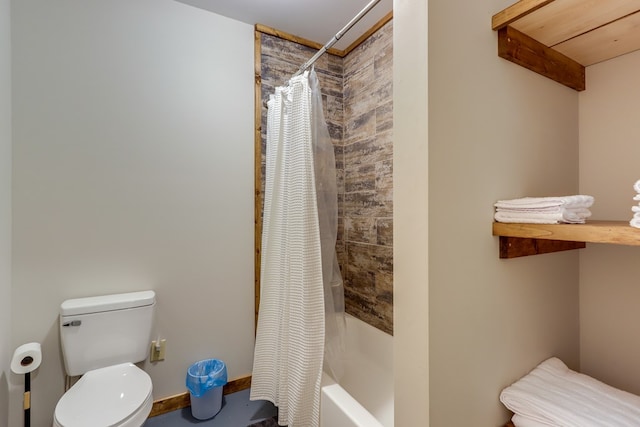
<box><xmin>53</xmin><ymin>363</ymin><xmax>153</xmax><ymax>427</ymax></box>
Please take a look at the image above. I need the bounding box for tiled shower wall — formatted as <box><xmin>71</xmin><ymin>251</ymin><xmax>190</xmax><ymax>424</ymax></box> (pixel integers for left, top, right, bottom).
<box><xmin>259</xmin><ymin>20</ymin><xmax>393</xmax><ymax>334</ymax></box>
<box><xmin>340</xmin><ymin>23</ymin><xmax>393</xmax><ymax>334</ymax></box>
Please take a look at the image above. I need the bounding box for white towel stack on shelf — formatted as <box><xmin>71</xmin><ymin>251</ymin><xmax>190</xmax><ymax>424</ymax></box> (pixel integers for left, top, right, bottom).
<box><xmin>500</xmin><ymin>357</ymin><xmax>640</xmax><ymax>427</ymax></box>
<box><xmin>631</xmin><ymin>180</ymin><xmax>640</xmax><ymax>229</ymax></box>
<box><xmin>494</xmin><ymin>195</ymin><xmax>594</xmax><ymax>224</ymax></box>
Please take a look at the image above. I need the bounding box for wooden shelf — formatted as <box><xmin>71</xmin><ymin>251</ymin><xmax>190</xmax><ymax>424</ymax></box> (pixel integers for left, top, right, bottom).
<box><xmin>492</xmin><ymin>0</ymin><xmax>640</xmax><ymax>91</ymax></box>
<box><xmin>493</xmin><ymin>220</ymin><xmax>640</xmax><ymax>258</ymax></box>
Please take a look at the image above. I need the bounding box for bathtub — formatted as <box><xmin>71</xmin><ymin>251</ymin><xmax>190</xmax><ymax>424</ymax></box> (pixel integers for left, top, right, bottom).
<box><xmin>321</xmin><ymin>314</ymin><xmax>394</xmax><ymax>427</ymax></box>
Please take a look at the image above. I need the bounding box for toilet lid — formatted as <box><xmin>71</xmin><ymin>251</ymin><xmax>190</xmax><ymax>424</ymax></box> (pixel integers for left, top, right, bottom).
<box><xmin>54</xmin><ymin>363</ymin><xmax>152</xmax><ymax>427</ymax></box>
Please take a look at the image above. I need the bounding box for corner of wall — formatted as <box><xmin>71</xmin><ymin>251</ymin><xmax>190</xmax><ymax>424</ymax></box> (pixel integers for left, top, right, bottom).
<box><xmin>0</xmin><ymin>0</ymin><xmax>12</xmax><ymax>424</ymax></box>
<box><xmin>393</xmin><ymin>0</ymin><xmax>429</xmax><ymax>424</ymax></box>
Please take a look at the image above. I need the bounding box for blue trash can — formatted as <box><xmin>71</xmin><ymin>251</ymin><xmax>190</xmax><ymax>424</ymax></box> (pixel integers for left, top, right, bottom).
<box><xmin>186</xmin><ymin>359</ymin><xmax>228</xmax><ymax>420</ymax></box>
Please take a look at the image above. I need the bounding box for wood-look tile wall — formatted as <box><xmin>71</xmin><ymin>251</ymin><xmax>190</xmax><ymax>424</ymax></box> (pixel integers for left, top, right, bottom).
<box><xmin>259</xmin><ymin>20</ymin><xmax>393</xmax><ymax>335</ymax></box>
<box><xmin>340</xmin><ymin>21</ymin><xmax>393</xmax><ymax>334</ymax></box>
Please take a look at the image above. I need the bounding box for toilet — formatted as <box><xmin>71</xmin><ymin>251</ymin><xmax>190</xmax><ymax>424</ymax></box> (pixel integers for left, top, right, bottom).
<box><xmin>53</xmin><ymin>291</ymin><xmax>156</xmax><ymax>427</ymax></box>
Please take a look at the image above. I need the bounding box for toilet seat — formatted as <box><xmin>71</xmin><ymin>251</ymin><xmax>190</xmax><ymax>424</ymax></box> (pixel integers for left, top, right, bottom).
<box><xmin>53</xmin><ymin>363</ymin><xmax>153</xmax><ymax>427</ymax></box>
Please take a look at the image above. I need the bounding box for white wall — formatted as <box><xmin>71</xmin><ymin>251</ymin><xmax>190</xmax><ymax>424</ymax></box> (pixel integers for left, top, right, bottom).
<box><xmin>579</xmin><ymin>50</ymin><xmax>640</xmax><ymax>394</ymax></box>
<box><xmin>393</xmin><ymin>0</ymin><xmax>429</xmax><ymax>424</ymax></box>
<box><xmin>0</xmin><ymin>0</ymin><xmax>12</xmax><ymax>424</ymax></box>
<box><xmin>10</xmin><ymin>1</ymin><xmax>254</xmax><ymax>425</ymax></box>
<box><xmin>427</xmin><ymin>0</ymin><xmax>580</xmax><ymax>425</ymax></box>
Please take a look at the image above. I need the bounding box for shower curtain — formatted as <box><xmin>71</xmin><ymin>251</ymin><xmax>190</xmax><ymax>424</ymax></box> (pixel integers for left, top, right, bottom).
<box><xmin>251</xmin><ymin>70</ymin><xmax>345</xmax><ymax>427</ymax></box>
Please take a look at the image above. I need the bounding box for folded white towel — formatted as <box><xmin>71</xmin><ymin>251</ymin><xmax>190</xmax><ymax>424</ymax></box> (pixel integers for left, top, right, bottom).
<box><xmin>494</xmin><ymin>208</ymin><xmax>591</xmax><ymax>224</ymax></box>
<box><xmin>633</xmin><ymin>206</ymin><xmax>640</xmax><ymax>214</ymax></box>
<box><xmin>495</xmin><ymin>206</ymin><xmax>589</xmax><ymax>215</ymax></box>
<box><xmin>631</xmin><ymin>216</ymin><xmax>640</xmax><ymax>229</ymax></box>
<box><xmin>493</xmin><ymin>214</ymin><xmax>562</xmax><ymax>224</ymax></box>
<box><xmin>634</xmin><ymin>179</ymin><xmax>640</xmax><ymax>194</ymax></box>
<box><xmin>495</xmin><ymin>207</ymin><xmax>591</xmax><ymax>216</ymax></box>
<box><xmin>512</xmin><ymin>414</ymin><xmax>554</xmax><ymax>427</ymax></box>
<box><xmin>495</xmin><ymin>195</ymin><xmax>594</xmax><ymax>210</ymax></box>
<box><xmin>634</xmin><ymin>194</ymin><xmax>640</xmax><ymax>201</ymax></box>
<box><xmin>500</xmin><ymin>357</ymin><xmax>640</xmax><ymax>427</ymax></box>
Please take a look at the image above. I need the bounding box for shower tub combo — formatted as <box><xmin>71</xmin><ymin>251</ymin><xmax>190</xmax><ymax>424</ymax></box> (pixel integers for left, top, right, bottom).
<box><xmin>321</xmin><ymin>314</ymin><xmax>394</xmax><ymax>427</ymax></box>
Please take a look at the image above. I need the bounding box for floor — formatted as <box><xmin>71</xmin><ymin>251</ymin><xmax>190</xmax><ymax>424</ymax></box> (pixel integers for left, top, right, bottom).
<box><xmin>144</xmin><ymin>389</ymin><xmax>279</xmax><ymax>427</ymax></box>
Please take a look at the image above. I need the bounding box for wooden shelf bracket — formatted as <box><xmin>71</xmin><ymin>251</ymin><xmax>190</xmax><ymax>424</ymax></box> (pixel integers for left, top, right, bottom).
<box><xmin>497</xmin><ymin>26</ymin><xmax>585</xmax><ymax>91</ymax></box>
<box><xmin>499</xmin><ymin>236</ymin><xmax>585</xmax><ymax>259</ymax></box>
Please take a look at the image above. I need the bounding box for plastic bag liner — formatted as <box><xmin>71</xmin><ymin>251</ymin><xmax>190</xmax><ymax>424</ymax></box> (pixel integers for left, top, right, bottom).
<box><xmin>186</xmin><ymin>359</ymin><xmax>228</xmax><ymax>398</ymax></box>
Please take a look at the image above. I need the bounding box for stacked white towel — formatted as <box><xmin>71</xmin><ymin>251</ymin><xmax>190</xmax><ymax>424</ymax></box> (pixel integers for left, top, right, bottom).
<box><xmin>500</xmin><ymin>357</ymin><xmax>640</xmax><ymax>427</ymax></box>
<box><xmin>494</xmin><ymin>195</ymin><xmax>594</xmax><ymax>224</ymax></box>
<box><xmin>630</xmin><ymin>180</ymin><xmax>640</xmax><ymax>229</ymax></box>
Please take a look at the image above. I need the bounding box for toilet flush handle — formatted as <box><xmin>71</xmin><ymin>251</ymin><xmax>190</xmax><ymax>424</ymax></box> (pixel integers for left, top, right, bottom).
<box><xmin>62</xmin><ymin>320</ymin><xmax>82</xmax><ymax>327</ymax></box>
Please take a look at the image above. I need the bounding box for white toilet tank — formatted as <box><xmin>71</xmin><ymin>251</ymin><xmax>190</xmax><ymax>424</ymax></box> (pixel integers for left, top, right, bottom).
<box><xmin>60</xmin><ymin>290</ymin><xmax>156</xmax><ymax>377</ymax></box>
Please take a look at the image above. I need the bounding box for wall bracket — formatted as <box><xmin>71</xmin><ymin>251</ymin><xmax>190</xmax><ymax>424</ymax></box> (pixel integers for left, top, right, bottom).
<box><xmin>499</xmin><ymin>236</ymin><xmax>585</xmax><ymax>259</ymax></box>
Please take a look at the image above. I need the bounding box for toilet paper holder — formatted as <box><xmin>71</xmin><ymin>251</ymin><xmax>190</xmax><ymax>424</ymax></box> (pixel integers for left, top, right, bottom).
<box><xmin>11</xmin><ymin>342</ymin><xmax>42</xmax><ymax>427</ymax></box>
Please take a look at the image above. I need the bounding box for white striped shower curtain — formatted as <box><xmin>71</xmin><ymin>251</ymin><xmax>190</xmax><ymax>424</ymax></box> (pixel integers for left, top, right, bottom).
<box><xmin>250</xmin><ymin>70</ymin><xmax>344</xmax><ymax>427</ymax></box>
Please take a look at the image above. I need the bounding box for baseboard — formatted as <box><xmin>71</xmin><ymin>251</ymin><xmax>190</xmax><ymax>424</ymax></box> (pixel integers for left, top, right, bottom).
<box><xmin>149</xmin><ymin>375</ymin><xmax>252</xmax><ymax>417</ymax></box>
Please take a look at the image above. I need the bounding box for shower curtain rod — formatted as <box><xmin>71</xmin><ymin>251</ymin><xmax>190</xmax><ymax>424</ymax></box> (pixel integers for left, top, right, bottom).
<box><xmin>291</xmin><ymin>0</ymin><xmax>383</xmax><ymax>78</ymax></box>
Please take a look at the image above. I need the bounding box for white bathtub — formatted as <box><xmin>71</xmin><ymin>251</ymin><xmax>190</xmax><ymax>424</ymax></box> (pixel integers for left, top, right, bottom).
<box><xmin>321</xmin><ymin>314</ymin><xmax>394</xmax><ymax>427</ymax></box>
